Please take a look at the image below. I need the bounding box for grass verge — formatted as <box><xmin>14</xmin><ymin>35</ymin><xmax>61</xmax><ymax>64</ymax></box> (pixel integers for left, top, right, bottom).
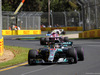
<box><xmin>0</xmin><ymin>45</ymin><xmax>30</xmax><ymax>69</ymax></box>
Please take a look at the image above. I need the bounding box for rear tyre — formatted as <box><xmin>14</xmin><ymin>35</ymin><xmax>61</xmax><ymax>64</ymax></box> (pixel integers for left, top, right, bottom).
<box><xmin>68</xmin><ymin>48</ymin><xmax>77</xmax><ymax>64</ymax></box>
<box><xmin>28</xmin><ymin>50</ymin><xmax>38</xmax><ymax>65</ymax></box>
<box><xmin>75</xmin><ymin>46</ymin><xmax>84</xmax><ymax>61</ymax></box>
<box><xmin>42</xmin><ymin>38</ymin><xmax>49</xmax><ymax>45</ymax></box>
<box><xmin>40</xmin><ymin>38</ymin><xmax>45</xmax><ymax>45</ymax></box>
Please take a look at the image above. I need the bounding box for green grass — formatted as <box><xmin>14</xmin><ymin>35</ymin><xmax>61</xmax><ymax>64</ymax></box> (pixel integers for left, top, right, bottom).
<box><xmin>0</xmin><ymin>45</ymin><xmax>31</xmax><ymax>69</ymax></box>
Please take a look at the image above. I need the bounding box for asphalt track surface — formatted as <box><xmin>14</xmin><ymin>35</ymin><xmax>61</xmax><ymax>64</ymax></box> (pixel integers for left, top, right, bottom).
<box><xmin>1</xmin><ymin>34</ymin><xmax>100</xmax><ymax>75</ymax></box>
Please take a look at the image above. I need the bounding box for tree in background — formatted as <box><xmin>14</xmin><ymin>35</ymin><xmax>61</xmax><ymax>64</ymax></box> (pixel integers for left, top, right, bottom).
<box><xmin>2</xmin><ymin>0</ymin><xmax>78</xmax><ymax>12</ymax></box>
<box><xmin>2</xmin><ymin>0</ymin><xmax>21</xmax><ymax>11</ymax></box>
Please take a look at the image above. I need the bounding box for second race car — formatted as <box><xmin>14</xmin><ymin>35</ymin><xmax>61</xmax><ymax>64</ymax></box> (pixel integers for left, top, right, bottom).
<box><xmin>40</xmin><ymin>32</ymin><xmax>68</xmax><ymax>45</ymax></box>
<box><xmin>46</xmin><ymin>29</ymin><xmax>66</xmax><ymax>37</ymax></box>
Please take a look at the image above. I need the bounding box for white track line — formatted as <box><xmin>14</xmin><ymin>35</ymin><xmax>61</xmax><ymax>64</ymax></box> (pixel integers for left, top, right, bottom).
<box><xmin>21</xmin><ymin>65</ymin><xmax>54</xmax><ymax>75</ymax></box>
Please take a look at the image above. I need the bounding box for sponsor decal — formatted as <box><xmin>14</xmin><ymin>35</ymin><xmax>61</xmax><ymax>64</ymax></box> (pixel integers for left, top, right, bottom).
<box><xmin>0</xmin><ymin>41</ymin><xmax>2</xmax><ymax>53</ymax></box>
<box><xmin>0</xmin><ymin>47</ymin><xmax>1</xmax><ymax>53</ymax></box>
<box><xmin>33</xmin><ymin>31</ymin><xmax>38</xmax><ymax>34</ymax></box>
<box><xmin>23</xmin><ymin>31</ymin><xmax>30</xmax><ymax>34</ymax></box>
<box><xmin>89</xmin><ymin>31</ymin><xmax>95</xmax><ymax>37</ymax></box>
<box><xmin>52</xmin><ymin>54</ymin><xmax>54</xmax><ymax>56</ymax></box>
<box><xmin>6</xmin><ymin>31</ymin><xmax>11</xmax><ymax>35</ymax></box>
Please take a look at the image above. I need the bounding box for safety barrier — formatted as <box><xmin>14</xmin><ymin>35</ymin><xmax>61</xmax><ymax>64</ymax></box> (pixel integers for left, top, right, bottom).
<box><xmin>79</xmin><ymin>29</ymin><xmax>100</xmax><ymax>38</ymax></box>
<box><xmin>17</xmin><ymin>30</ymin><xmax>41</xmax><ymax>35</ymax></box>
<box><xmin>0</xmin><ymin>37</ymin><xmax>4</xmax><ymax>56</ymax></box>
<box><xmin>2</xmin><ymin>30</ymin><xmax>12</xmax><ymax>35</ymax></box>
<box><xmin>41</xmin><ymin>27</ymin><xmax>83</xmax><ymax>31</ymax></box>
<box><xmin>2</xmin><ymin>30</ymin><xmax>41</xmax><ymax>35</ymax></box>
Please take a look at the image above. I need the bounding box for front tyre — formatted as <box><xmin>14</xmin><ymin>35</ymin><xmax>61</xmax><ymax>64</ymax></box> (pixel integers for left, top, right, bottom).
<box><xmin>28</xmin><ymin>50</ymin><xmax>38</xmax><ymax>65</ymax></box>
<box><xmin>75</xmin><ymin>46</ymin><xmax>84</xmax><ymax>61</ymax></box>
<box><xmin>68</xmin><ymin>48</ymin><xmax>77</xmax><ymax>64</ymax></box>
<box><xmin>40</xmin><ymin>38</ymin><xmax>45</xmax><ymax>45</ymax></box>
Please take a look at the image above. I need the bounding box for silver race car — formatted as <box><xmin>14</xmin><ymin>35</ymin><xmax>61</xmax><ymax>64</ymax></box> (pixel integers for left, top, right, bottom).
<box><xmin>28</xmin><ymin>42</ymin><xmax>84</xmax><ymax>65</ymax></box>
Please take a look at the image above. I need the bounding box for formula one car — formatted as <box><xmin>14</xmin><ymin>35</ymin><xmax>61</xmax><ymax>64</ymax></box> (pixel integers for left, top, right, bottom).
<box><xmin>51</xmin><ymin>29</ymin><xmax>66</xmax><ymax>35</ymax></box>
<box><xmin>46</xmin><ymin>29</ymin><xmax>66</xmax><ymax>36</ymax></box>
<box><xmin>28</xmin><ymin>42</ymin><xmax>84</xmax><ymax>65</ymax></box>
<box><xmin>40</xmin><ymin>32</ymin><xmax>68</xmax><ymax>45</ymax></box>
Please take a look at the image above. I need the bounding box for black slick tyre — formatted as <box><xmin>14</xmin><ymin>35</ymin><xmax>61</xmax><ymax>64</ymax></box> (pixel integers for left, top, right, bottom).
<box><xmin>40</xmin><ymin>38</ymin><xmax>45</xmax><ymax>45</ymax></box>
<box><xmin>68</xmin><ymin>48</ymin><xmax>77</xmax><ymax>64</ymax></box>
<box><xmin>75</xmin><ymin>46</ymin><xmax>84</xmax><ymax>61</ymax></box>
<box><xmin>28</xmin><ymin>50</ymin><xmax>38</xmax><ymax>65</ymax></box>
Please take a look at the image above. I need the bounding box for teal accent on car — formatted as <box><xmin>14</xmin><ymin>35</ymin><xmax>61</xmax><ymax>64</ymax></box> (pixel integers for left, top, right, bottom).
<box><xmin>64</xmin><ymin>58</ymin><xmax>68</xmax><ymax>62</ymax></box>
<box><xmin>50</xmin><ymin>56</ymin><xmax>54</xmax><ymax>58</ymax></box>
<box><xmin>63</xmin><ymin>45</ymin><xmax>68</xmax><ymax>47</ymax></box>
<box><xmin>57</xmin><ymin>49</ymin><xmax>62</xmax><ymax>52</ymax></box>
<box><xmin>36</xmin><ymin>60</ymin><xmax>39</xmax><ymax>63</ymax></box>
<box><xmin>63</xmin><ymin>42</ymin><xmax>71</xmax><ymax>44</ymax></box>
<box><xmin>44</xmin><ymin>45</ymin><xmax>48</xmax><ymax>47</ymax></box>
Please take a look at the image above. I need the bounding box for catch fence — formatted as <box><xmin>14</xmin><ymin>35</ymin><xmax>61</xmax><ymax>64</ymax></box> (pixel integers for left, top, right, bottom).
<box><xmin>2</xmin><ymin>11</ymin><xmax>81</xmax><ymax>30</ymax></box>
